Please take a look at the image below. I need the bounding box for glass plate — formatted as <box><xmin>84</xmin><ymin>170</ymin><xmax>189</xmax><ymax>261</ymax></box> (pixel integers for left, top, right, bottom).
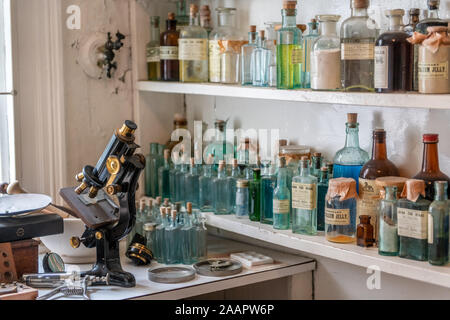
<box><xmin>0</xmin><ymin>194</ymin><xmax>52</xmax><ymax>216</ymax></box>
<box><xmin>148</xmin><ymin>267</ymin><xmax>196</xmax><ymax>284</ymax></box>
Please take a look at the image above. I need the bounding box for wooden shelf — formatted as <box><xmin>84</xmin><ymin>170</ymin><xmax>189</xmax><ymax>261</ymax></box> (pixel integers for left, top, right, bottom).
<box><xmin>204</xmin><ymin>213</ymin><xmax>450</xmax><ymax>289</ymax></box>
<box><xmin>138</xmin><ymin>81</ymin><xmax>450</xmax><ymax>110</ymax></box>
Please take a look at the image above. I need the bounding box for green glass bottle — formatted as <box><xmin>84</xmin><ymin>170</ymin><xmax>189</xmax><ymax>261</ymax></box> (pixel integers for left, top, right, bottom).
<box><xmin>158</xmin><ymin>149</ymin><xmax>171</xmax><ymax>200</ymax></box>
<box><xmin>428</xmin><ymin>181</ymin><xmax>449</xmax><ymax>265</ymax></box>
<box><xmin>250</xmin><ymin>168</ymin><xmax>262</xmax><ymax>222</ymax></box>
<box><xmin>261</xmin><ymin>161</ymin><xmax>276</xmax><ymax>225</ymax></box>
<box><xmin>213</xmin><ymin>160</ymin><xmax>233</xmax><ymax>215</ymax></box>
<box><xmin>317</xmin><ymin>167</ymin><xmax>329</xmax><ymax>232</ymax></box>
<box><xmin>277</xmin><ymin>1</ymin><xmax>303</xmax><ymax>89</ymax></box>
<box><xmin>273</xmin><ymin>157</ymin><xmax>291</xmax><ymax>230</ymax></box>
<box><xmin>145</xmin><ymin>143</ymin><xmax>159</xmax><ymax>197</ymax></box>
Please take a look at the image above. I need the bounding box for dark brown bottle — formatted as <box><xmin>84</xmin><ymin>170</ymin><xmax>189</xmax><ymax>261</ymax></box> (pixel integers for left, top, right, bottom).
<box><xmin>358</xmin><ymin>129</ymin><xmax>399</xmax><ymax>240</ymax></box>
<box><xmin>357</xmin><ymin>215</ymin><xmax>375</xmax><ymax>247</ymax></box>
<box><xmin>160</xmin><ymin>12</ymin><xmax>180</xmax><ymax>81</ymax></box>
<box><xmin>374</xmin><ymin>9</ymin><xmax>413</xmax><ymax>93</ymax></box>
<box><xmin>413</xmin><ymin>134</ymin><xmax>450</xmax><ymax>201</ymax></box>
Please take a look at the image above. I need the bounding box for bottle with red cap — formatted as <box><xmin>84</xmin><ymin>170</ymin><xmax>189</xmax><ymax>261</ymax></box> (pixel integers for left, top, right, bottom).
<box><xmin>413</xmin><ymin>134</ymin><xmax>450</xmax><ymax>201</ymax></box>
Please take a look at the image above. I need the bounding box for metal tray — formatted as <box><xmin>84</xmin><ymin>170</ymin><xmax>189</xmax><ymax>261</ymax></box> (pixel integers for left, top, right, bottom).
<box><xmin>148</xmin><ymin>267</ymin><xmax>196</xmax><ymax>284</ymax></box>
<box><xmin>193</xmin><ymin>259</ymin><xmax>243</xmax><ymax>277</ymax></box>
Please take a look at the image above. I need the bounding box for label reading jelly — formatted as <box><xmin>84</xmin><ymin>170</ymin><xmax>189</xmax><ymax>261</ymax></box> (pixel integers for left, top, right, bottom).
<box><xmin>325</xmin><ymin>208</ymin><xmax>350</xmax><ymax>226</ymax></box>
<box><xmin>374</xmin><ymin>46</ymin><xmax>389</xmax><ymax>89</ymax></box>
<box><xmin>160</xmin><ymin>46</ymin><xmax>178</xmax><ymax>60</ymax></box>
<box><xmin>397</xmin><ymin>208</ymin><xmax>428</xmax><ymax>240</ymax></box>
<box><xmin>418</xmin><ymin>61</ymin><xmax>449</xmax><ymax>79</ymax></box>
<box><xmin>178</xmin><ymin>39</ymin><xmax>208</xmax><ymax>61</ymax></box>
<box><xmin>273</xmin><ymin>199</ymin><xmax>290</xmax><ymax>214</ymax></box>
<box><xmin>341</xmin><ymin>43</ymin><xmax>374</xmax><ymax>60</ymax></box>
<box><xmin>292</xmin><ymin>182</ymin><xmax>316</xmax><ymax>210</ymax></box>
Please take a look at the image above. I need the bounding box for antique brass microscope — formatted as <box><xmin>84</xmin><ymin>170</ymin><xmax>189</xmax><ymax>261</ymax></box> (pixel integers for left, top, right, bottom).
<box><xmin>60</xmin><ymin>120</ymin><xmax>144</xmax><ymax>288</ymax></box>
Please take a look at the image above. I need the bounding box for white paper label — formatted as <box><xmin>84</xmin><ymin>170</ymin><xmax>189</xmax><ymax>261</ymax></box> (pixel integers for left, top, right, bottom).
<box><xmin>160</xmin><ymin>46</ymin><xmax>178</xmax><ymax>60</ymax></box>
<box><xmin>341</xmin><ymin>43</ymin><xmax>374</xmax><ymax>60</ymax></box>
<box><xmin>273</xmin><ymin>199</ymin><xmax>290</xmax><ymax>214</ymax></box>
<box><xmin>292</xmin><ymin>182</ymin><xmax>317</xmax><ymax>210</ymax></box>
<box><xmin>178</xmin><ymin>39</ymin><xmax>208</xmax><ymax>61</ymax></box>
<box><xmin>418</xmin><ymin>61</ymin><xmax>449</xmax><ymax>79</ymax></box>
<box><xmin>374</xmin><ymin>46</ymin><xmax>389</xmax><ymax>89</ymax></box>
<box><xmin>397</xmin><ymin>208</ymin><xmax>428</xmax><ymax>240</ymax></box>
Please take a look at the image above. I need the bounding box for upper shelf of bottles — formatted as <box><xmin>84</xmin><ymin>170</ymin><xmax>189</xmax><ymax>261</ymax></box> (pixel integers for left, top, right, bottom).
<box><xmin>138</xmin><ymin>81</ymin><xmax>450</xmax><ymax>110</ymax></box>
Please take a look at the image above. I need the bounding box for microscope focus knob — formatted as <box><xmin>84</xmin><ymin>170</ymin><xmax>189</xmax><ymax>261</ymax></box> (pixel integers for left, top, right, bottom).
<box><xmin>75</xmin><ymin>182</ymin><xmax>88</xmax><ymax>195</ymax></box>
<box><xmin>75</xmin><ymin>173</ymin><xmax>85</xmax><ymax>182</ymax></box>
<box><xmin>106</xmin><ymin>184</ymin><xmax>121</xmax><ymax>195</ymax></box>
<box><xmin>70</xmin><ymin>237</ymin><xmax>81</xmax><ymax>249</ymax></box>
<box><xmin>88</xmin><ymin>186</ymin><xmax>99</xmax><ymax>199</ymax></box>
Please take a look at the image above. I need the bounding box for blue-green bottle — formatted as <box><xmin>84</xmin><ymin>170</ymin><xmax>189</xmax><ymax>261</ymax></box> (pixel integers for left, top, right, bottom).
<box><xmin>214</xmin><ymin>160</ymin><xmax>232</xmax><ymax>215</ymax></box>
<box><xmin>176</xmin><ymin>157</ymin><xmax>189</xmax><ymax>205</ymax></box>
<box><xmin>181</xmin><ymin>203</ymin><xmax>196</xmax><ymax>264</ymax></box>
<box><xmin>273</xmin><ymin>157</ymin><xmax>290</xmax><ymax>230</ymax></box>
<box><xmin>428</xmin><ymin>181</ymin><xmax>449</xmax><ymax>266</ymax></box>
<box><xmin>241</xmin><ymin>25</ymin><xmax>258</xmax><ymax>85</ymax></box>
<box><xmin>145</xmin><ymin>143</ymin><xmax>159</xmax><ymax>197</ymax></box>
<box><xmin>155</xmin><ymin>207</ymin><xmax>168</xmax><ymax>263</ymax></box>
<box><xmin>158</xmin><ymin>149</ymin><xmax>171</xmax><ymax>200</ymax></box>
<box><xmin>199</xmin><ymin>155</ymin><xmax>215</xmax><ymax>212</ymax></box>
<box><xmin>292</xmin><ymin>157</ymin><xmax>318</xmax><ymax>235</ymax></box>
<box><xmin>302</xmin><ymin>19</ymin><xmax>319</xmax><ymax>89</ymax></box>
<box><xmin>310</xmin><ymin>152</ymin><xmax>323</xmax><ymax>178</ymax></box>
<box><xmin>227</xmin><ymin>159</ymin><xmax>241</xmax><ymax>212</ymax></box>
<box><xmin>164</xmin><ymin>209</ymin><xmax>182</xmax><ymax>264</ymax></box>
<box><xmin>135</xmin><ymin>199</ymin><xmax>148</xmax><ymax>237</ymax></box>
<box><xmin>142</xmin><ymin>199</ymin><xmax>154</xmax><ymax>227</ymax></box>
<box><xmin>169</xmin><ymin>162</ymin><xmax>180</xmax><ymax>202</ymax></box>
<box><xmin>194</xmin><ymin>209</ymin><xmax>208</xmax><ymax>261</ymax></box>
<box><xmin>204</xmin><ymin>120</ymin><xmax>234</xmax><ymax>169</ymax></box>
<box><xmin>261</xmin><ymin>161</ymin><xmax>276</xmax><ymax>225</ymax></box>
<box><xmin>129</xmin><ymin>200</ymin><xmax>141</xmax><ymax>245</ymax></box>
<box><xmin>250</xmin><ymin>168</ymin><xmax>262</xmax><ymax>222</ymax></box>
<box><xmin>317</xmin><ymin>167</ymin><xmax>329</xmax><ymax>232</ymax></box>
<box><xmin>252</xmin><ymin>30</ymin><xmax>271</xmax><ymax>87</ymax></box>
<box><xmin>185</xmin><ymin>158</ymin><xmax>200</xmax><ymax>209</ymax></box>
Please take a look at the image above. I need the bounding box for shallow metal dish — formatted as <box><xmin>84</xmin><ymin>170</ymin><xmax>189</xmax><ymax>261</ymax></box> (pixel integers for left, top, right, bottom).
<box><xmin>193</xmin><ymin>259</ymin><xmax>243</xmax><ymax>277</ymax></box>
<box><xmin>148</xmin><ymin>267</ymin><xmax>196</xmax><ymax>284</ymax></box>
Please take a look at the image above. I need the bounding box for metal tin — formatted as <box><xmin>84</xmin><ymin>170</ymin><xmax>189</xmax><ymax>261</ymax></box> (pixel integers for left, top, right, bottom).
<box><xmin>148</xmin><ymin>267</ymin><xmax>196</xmax><ymax>284</ymax></box>
<box><xmin>193</xmin><ymin>259</ymin><xmax>243</xmax><ymax>277</ymax></box>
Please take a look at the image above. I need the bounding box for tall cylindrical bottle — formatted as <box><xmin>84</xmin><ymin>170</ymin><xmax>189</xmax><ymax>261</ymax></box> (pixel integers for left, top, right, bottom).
<box><xmin>160</xmin><ymin>12</ymin><xmax>180</xmax><ymax>81</ymax></box>
<box><xmin>428</xmin><ymin>181</ymin><xmax>449</xmax><ymax>265</ymax></box>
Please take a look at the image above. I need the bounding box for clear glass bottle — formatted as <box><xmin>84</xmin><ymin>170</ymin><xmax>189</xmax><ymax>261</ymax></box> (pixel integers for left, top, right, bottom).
<box><xmin>416</xmin><ymin>0</ymin><xmax>448</xmax><ymax>34</ymax></box>
<box><xmin>145</xmin><ymin>143</ymin><xmax>159</xmax><ymax>197</ymax></box>
<box><xmin>273</xmin><ymin>157</ymin><xmax>291</xmax><ymax>230</ymax></box>
<box><xmin>129</xmin><ymin>200</ymin><xmax>143</xmax><ymax>245</ymax></box>
<box><xmin>405</xmin><ymin>8</ymin><xmax>420</xmax><ymax>35</ymax></box>
<box><xmin>241</xmin><ymin>25</ymin><xmax>258</xmax><ymax>85</ymax></box>
<box><xmin>428</xmin><ymin>181</ymin><xmax>449</xmax><ymax>265</ymax></box>
<box><xmin>277</xmin><ymin>1</ymin><xmax>303</xmax><ymax>89</ymax></box>
<box><xmin>378</xmin><ymin>186</ymin><xmax>399</xmax><ymax>256</ymax></box>
<box><xmin>147</xmin><ymin>16</ymin><xmax>161</xmax><ymax>81</ymax></box>
<box><xmin>310</xmin><ymin>152</ymin><xmax>323</xmax><ymax>178</ymax></box>
<box><xmin>213</xmin><ymin>160</ymin><xmax>232</xmax><ymax>215</ymax></box>
<box><xmin>165</xmin><ymin>113</ymin><xmax>188</xmax><ymax>155</ymax></box>
<box><xmin>169</xmin><ymin>162</ymin><xmax>180</xmax><ymax>202</ymax></box>
<box><xmin>261</xmin><ymin>160</ymin><xmax>276</xmax><ymax>225</ymax></box>
<box><xmin>220</xmin><ymin>46</ymin><xmax>240</xmax><ymax>84</ymax></box>
<box><xmin>398</xmin><ymin>179</ymin><xmax>431</xmax><ymax>261</ymax></box>
<box><xmin>199</xmin><ymin>155</ymin><xmax>215</xmax><ymax>212</ymax></box>
<box><xmin>209</xmin><ymin>7</ymin><xmax>239</xmax><ymax>83</ymax></box>
<box><xmin>164</xmin><ymin>210</ymin><xmax>182</xmax><ymax>264</ymax></box>
<box><xmin>181</xmin><ymin>203</ymin><xmax>195</xmax><ymax>264</ymax></box>
<box><xmin>325</xmin><ymin>178</ymin><xmax>358</xmax><ymax>243</ymax></box>
<box><xmin>199</xmin><ymin>5</ymin><xmax>213</xmax><ymax>37</ymax></box>
<box><xmin>340</xmin><ymin>0</ymin><xmax>377</xmax><ymax>92</ymax></box>
<box><xmin>317</xmin><ymin>167</ymin><xmax>329</xmax><ymax>232</ymax></box>
<box><xmin>143</xmin><ymin>223</ymin><xmax>156</xmax><ymax>255</ymax></box>
<box><xmin>179</xmin><ymin>4</ymin><xmax>208</xmax><ymax>82</ymax></box>
<box><xmin>292</xmin><ymin>157</ymin><xmax>318</xmax><ymax>235</ymax></box>
<box><xmin>173</xmin><ymin>0</ymin><xmax>189</xmax><ymax>30</ymax></box>
<box><xmin>185</xmin><ymin>158</ymin><xmax>200</xmax><ymax>209</ymax></box>
<box><xmin>204</xmin><ymin>120</ymin><xmax>234</xmax><ymax>167</ymax></box>
<box><xmin>235</xmin><ymin>180</ymin><xmax>250</xmax><ymax>219</ymax></box>
<box><xmin>250</xmin><ymin>168</ymin><xmax>262</xmax><ymax>222</ymax></box>
<box><xmin>158</xmin><ymin>149</ymin><xmax>172</xmax><ymax>200</ymax></box>
<box><xmin>375</xmin><ymin>9</ymin><xmax>413</xmax><ymax>93</ymax></box>
<box><xmin>193</xmin><ymin>210</ymin><xmax>208</xmax><ymax>261</ymax></box>
<box><xmin>252</xmin><ymin>30</ymin><xmax>271</xmax><ymax>87</ymax></box>
<box><xmin>175</xmin><ymin>156</ymin><xmax>189</xmax><ymax>205</ymax></box>
<box><xmin>302</xmin><ymin>19</ymin><xmax>319</xmax><ymax>89</ymax></box>
<box><xmin>155</xmin><ymin>207</ymin><xmax>168</xmax><ymax>263</ymax></box>
<box><xmin>311</xmin><ymin>15</ymin><xmax>341</xmax><ymax>91</ymax></box>
<box><xmin>227</xmin><ymin>159</ymin><xmax>241</xmax><ymax>212</ymax></box>
<box><xmin>264</xmin><ymin>22</ymin><xmax>280</xmax><ymax>87</ymax></box>
<box><xmin>333</xmin><ymin>113</ymin><xmax>370</xmax><ymax>192</ymax></box>
<box><xmin>160</xmin><ymin>12</ymin><xmax>180</xmax><ymax>81</ymax></box>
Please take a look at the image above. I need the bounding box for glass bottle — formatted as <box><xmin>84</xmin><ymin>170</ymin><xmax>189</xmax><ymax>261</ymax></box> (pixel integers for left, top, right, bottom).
<box><xmin>398</xmin><ymin>179</ymin><xmax>431</xmax><ymax>261</ymax></box>
<box><xmin>357</xmin><ymin>215</ymin><xmax>375</xmax><ymax>247</ymax></box>
<box><xmin>235</xmin><ymin>180</ymin><xmax>250</xmax><ymax>219</ymax></box>
<box><xmin>428</xmin><ymin>181</ymin><xmax>449</xmax><ymax>265</ymax></box>
<box><xmin>145</xmin><ymin>143</ymin><xmax>159</xmax><ymax>197</ymax></box>
<box><xmin>317</xmin><ymin>167</ymin><xmax>329</xmax><ymax>232</ymax></box>
<box><xmin>375</xmin><ymin>9</ymin><xmax>413</xmax><ymax>93</ymax></box>
<box><xmin>241</xmin><ymin>25</ymin><xmax>258</xmax><ymax>85</ymax></box>
<box><xmin>181</xmin><ymin>203</ymin><xmax>195</xmax><ymax>264</ymax></box>
<box><xmin>185</xmin><ymin>158</ymin><xmax>200</xmax><ymax>209</ymax></box>
<box><xmin>164</xmin><ymin>210</ymin><xmax>182</xmax><ymax>264</ymax></box>
<box><xmin>220</xmin><ymin>46</ymin><xmax>240</xmax><ymax>84</ymax></box>
<box><xmin>179</xmin><ymin>4</ymin><xmax>208</xmax><ymax>82</ymax></box>
<box><xmin>194</xmin><ymin>210</ymin><xmax>208</xmax><ymax>261</ymax></box>
<box><xmin>175</xmin><ymin>156</ymin><xmax>189</xmax><ymax>205</ymax></box>
<box><xmin>174</xmin><ymin>0</ymin><xmax>189</xmax><ymax>30</ymax></box>
<box><xmin>378</xmin><ymin>186</ymin><xmax>399</xmax><ymax>256</ymax></box>
<box><xmin>147</xmin><ymin>16</ymin><xmax>161</xmax><ymax>81</ymax></box>
<box><xmin>261</xmin><ymin>161</ymin><xmax>276</xmax><ymax>225</ymax></box>
<box><xmin>340</xmin><ymin>0</ymin><xmax>377</xmax><ymax>92</ymax></box>
<box><xmin>302</xmin><ymin>19</ymin><xmax>319</xmax><ymax>89</ymax></box>
<box><xmin>358</xmin><ymin>129</ymin><xmax>399</xmax><ymax>241</ymax></box>
<box><xmin>209</xmin><ymin>7</ymin><xmax>239</xmax><ymax>83</ymax></box>
<box><xmin>333</xmin><ymin>113</ymin><xmax>370</xmax><ymax>191</ymax></box>
<box><xmin>199</xmin><ymin>5</ymin><xmax>213</xmax><ymax>37</ymax></box>
<box><xmin>292</xmin><ymin>157</ymin><xmax>318</xmax><ymax>235</ymax></box>
<box><xmin>199</xmin><ymin>155</ymin><xmax>215</xmax><ymax>212</ymax></box>
<box><xmin>413</xmin><ymin>134</ymin><xmax>450</xmax><ymax>201</ymax></box>
<box><xmin>159</xmin><ymin>149</ymin><xmax>172</xmax><ymax>200</ymax></box>
<box><xmin>204</xmin><ymin>120</ymin><xmax>234</xmax><ymax>167</ymax></box>
<box><xmin>405</xmin><ymin>8</ymin><xmax>422</xmax><ymax>92</ymax></box>
<box><xmin>325</xmin><ymin>178</ymin><xmax>358</xmax><ymax>243</ymax></box>
<box><xmin>227</xmin><ymin>159</ymin><xmax>240</xmax><ymax>212</ymax></box>
<box><xmin>416</xmin><ymin>0</ymin><xmax>448</xmax><ymax>34</ymax></box>
<box><xmin>273</xmin><ymin>157</ymin><xmax>291</xmax><ymax>230</ymax></box>
<box><xmin>143</xmin><ymin>223</ymin><xmax>156</xmax><ymax>255</ymax></box>
<box><xmin>165</xmin><ymin>113</ymin><xmax>188</xmax><ymax>155</ymax></box>
<box><xmin>160</xmin><ymin>12</ymin><xmax>180</xmax><ymax>81</ymax></box>
<box><xmin>213</xmin><ymin>160</ymin><xmax>232</xmax><ymax>215</ymax></box>
<box><xmin>142</xmin><ymin>199</ymin><xmax>154</xmax><ymax>226</ymax></box>
<box><xmin>310</xmin><ymin>152</ymin><xmax>322</xmax><ymax>178</ymax></box>
<box><xmin>252</xmin><ymin>30</ymin><xmax>271</xmax><ymax>87</ymax></box>
<box><xmin>155</xmin><ymin>207</ymin><xmax>168</xmax><ymax>263</ymax></box>
<box><xmin>264</xmin><ymin>22</ymin><xmax>280</xmax><ymax>87</ymax></box>
<box><xmin>405</xmin><ymin>8</ymin><xmax>421</xmax><ymax>35</ymax></box>
<box><xmin>250</xmin><ymin>168</ymin><xmax>262</xmax><ymax>222</ymax></box>
<box><xmin>277</xmin><ymin>1</ymin><xmax>303</xmax><ymax>89</ymax></box>
<box><xmin>129</xmin><ymin>200</ymin><xmax>143</xmax><ymax>245</ymax></box>
<box><xmin>170</xmin><ymin>162</ymin><xmax>180</xmax><ymax>202</ymax></box>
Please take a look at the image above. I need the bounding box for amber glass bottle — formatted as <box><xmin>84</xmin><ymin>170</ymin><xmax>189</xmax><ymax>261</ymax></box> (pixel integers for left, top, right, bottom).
<box><xmin>358</xmin><ymin>129</ymin><xmax>399</xmax><ymax>240</ymax></box>
<box><xmin>413</xmin><ymin>134</ymin><xmax>450</xmax><ymax>201</ymax></box>
<box><xmin>160</xmin><ymin>13</ymin><xmax>180</xmax><ymax>81</ymax></box>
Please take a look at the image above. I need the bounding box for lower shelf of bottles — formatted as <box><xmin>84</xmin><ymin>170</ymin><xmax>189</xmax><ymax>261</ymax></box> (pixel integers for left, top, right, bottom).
<box><xmin>203</xmin><ymin>212</ymin><xmax>450</xmax><ymax>289</ymax></box>
<box><xmin>138</xmin><ymin>81</ymin><xmax>450</xmax><ymax>110</ymax></box>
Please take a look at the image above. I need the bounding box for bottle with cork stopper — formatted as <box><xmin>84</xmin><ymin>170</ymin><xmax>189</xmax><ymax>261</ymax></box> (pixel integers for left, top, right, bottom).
<box><xmin>241</xmin><ymin>25</ymin><xmax>258</xmax><ymax>85</ymax></box>
<box><xmin>199</xmin><ymin>154</ymin><xmax>215</xmax><ymax>212</ymax></box>
<box><xmin>273</xmin><ymin>157</ymin><xmax>291</xmax><ymax>230</ymax></box>
<box><xmin>227</xmin><ymin>159</ymin><xmax>241</xmax><ymax>212</ymax></box>
<box><xmin>199</xmin><ymin>5</ymin><xmax>212</xmax><ymax>36</ymax></box>
<box><xmin>164</xmin><ymin>209</ymin><xmax>182</xmax><ymax>264</ymax></box>
<box><xmin>160</xmin><ymin>12</ymin><xmax>180</xmax><ymax>81</ymax></box>
<box><xmin>277</xmin><ymin>0</ymin><xmax>303</xmax><ymax>89</ymax></box>
<box><xmin>252</xmin><ymin>29</ymin><xmax>271</xmax><ymax>87</ymax></box>
<box><xmin>146</xmin><ymin>16</ymin><xmax>161</xmax><ymax>81</ymax></box>
<box><xmin>302</xmin><ymin>18</ymin><xmax>319</xmax><ymax>89</ymax></box>
<box><xmin>185</xmin><ymin>158</ymin><xmax>200</xmax><ymax>209</ymax></box>
<box><xmin>181</xmin><ymin>202</ymin><xmax>196</xmax><ymax>264</ymax></box>
<box><xmin>154</xmin><ymin>207</ymin><xmax>168</xmax><ymax>263</ymax></box>
<box><xmin>428</xmin><ymin>181</ymin><xmax>449</xmax><ymax>266</ymax></box>
<box><xmin>213</xmin><ymin>160</ymin><xmax>233</xmax><ymax>215</ymax></box>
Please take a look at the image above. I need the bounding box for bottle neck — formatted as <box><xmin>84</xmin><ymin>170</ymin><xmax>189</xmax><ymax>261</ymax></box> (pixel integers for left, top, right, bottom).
<box><xmin>300</xmin><ymin>162</ymin><xmax>311</xmax><ymax>176</ymax></box>
<box><xmin>435</xmin><ymin>184</ymin><xmax>448</xmax><ymax>201</ymax></box>
<box><xmin>190</xmin><ymin>14</ymin><xmax>200</xmax><ymax>26</ymax></box>
<box><xmin>282</xmin><ymin>9</ymin><xmax>297</xmax><ymax>28</ymax></box>
<box><xmin>388</xmin><ymin>16</ymin><xmax>404</xmax><ymax>31</ymax></box>
<box><xmin>372</xmin><ymin>135</ymin><xmax>387</xmax><ymax>160</ymax></box>
<box><xmin>408</xmin><ymin>15</ymin><xmax>420</xmax><ymax>26</ymax></box>
<box><xmin>352</xmin><ymin>7</ymin><xmax>368</xmax><ymax>17</ymax></box>
<box><xmin>203</xmin><ymin>164</ymin><xmax>212</xmax><ymax>176</ymax></box>
<box><xmin>218</xmin><ymin>167</ymin><xmax>226</xmax><ymax>178</ymax></box>
<box><xmin>167</xmin><ymin>20</ymin><xmax>177</xmax><ymax>31</ymax></box>
<box><xmin>321</xmin><ymin>21</ymin><xmax>338</xmax><ymax>36</ymax></box>
<box><xmin>429</xmin><ymin>8</ymin><xmax>440</xmax><ymax>19</ymax></box>
<box><xmin>319</xmin><ymin>171</ymin><xmax>328</xmax><ymax>183</ymax></box>
<box><xmin>164</xmin><ymin>158</ymin><xmax>171</xmax><ymax>168</ymax></box>
<box><xmin>421</xmin><ymin>142</ymin><xmax>440</xmax><ymax>173</ymax></box>
<box><xmin>308</xmin><ymin>23</ymin><xmax>318</xmax><ymax>35</ymax></box>
<box><xmin>190</xmin><ymin>164</ymin><xmax>198</xmax><ymax>175</ymax></box>
<box><xmin>384</xmin><ymin>187</ymin><xmax>397</xmax><ymax>200</ymax></box>
<box><xmin>248</xmin><ymin>32</ymin><xmax>257</xmax><ymax>44</ymax></box>
<box><xmin>151</xmin><ymin>24</ymin><xmax>161</xmax><ymax>42</ymax></box>
<box><xmin>345</xmin><ymin>124</ymin><xmax>361</xmax><ymax>148</ymax></box>
<box><xmin>277</xmin><ymin>167</ymin><xmax>288</xmax><ymax>187</ymax></box>
<box><xmin>218</xmin><ymin>12</ymin><xmax>236</xmax><ymax>27</ymax></box>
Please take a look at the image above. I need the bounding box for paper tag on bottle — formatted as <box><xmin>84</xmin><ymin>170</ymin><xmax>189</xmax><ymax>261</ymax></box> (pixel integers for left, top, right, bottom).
<box><xmin>178</xmin><ymin>39</ymin><xmax>208</xmax><ymax>61</ymax></box>
<box><xmin>357</xmin><ymin>178</ymin><xmax>381</xmax><ymax>239</ymax></box>
<box><xmin>374</xmin><ymin>46</ymin><xmax>389</xmax><ymax>89</ymax></box>
<box><xmin>292</xmin><ymin>182</ymin><xmax>316</xmax><ymax>210</ymax></box>
<box><xmin>325</xmin><ymin>208</ymin><xmax>350</xmax><ymax>225</ymax></box>
<box><xmin>273</xmin><ymin>199</ymin><xmax>289</xmax><ymax>214</ymax></box>
<box><xmin>291</xmin><ymin>47</ymin><xmax>304</xmax><ymax>65</ymax></box>
<box><xmin>341</xmin><ymin>43</ymin><xmax>374</xmax><ymax>60</ymax></box>
<box><xmin>428</xmin><ymin>214</ymin><xmax>433</xmax><ymax>244</ymax></box>
<box><xmin>397</xmin><ymin>208</ymin><xmax>428</xmax><ymax>240</ymax></box>
<box><xmin>147</xmin><ymin>47</ymin><xmax>160</xmax><ymax>62</ymax></box>
<box><xmin>418</xmin><ymin>61</ymin><xmax>449</xmax><ymax>79</ymax></box>
<box><xmin>160</xmin><ymin>46</ymin><xmax>179</xmax><ymax>60</ymax></box>
<box><xmin>209</xmin><ymin>40</ymin><xmax>221</xmax><ymax>82</ymax></box>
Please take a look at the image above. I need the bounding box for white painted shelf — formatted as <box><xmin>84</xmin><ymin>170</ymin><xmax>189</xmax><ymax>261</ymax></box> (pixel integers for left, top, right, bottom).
<box><xmin>37</xmin><ymin>236</ymin><xmax>315</xmax><ymax>300</ymax></box>
<box><xmin>138</xmin><ymin>81</ymin><xmax>450</xmax><ymax>110</ymax></box>
<box><xmin>204</xmin><ymin>213</ymin><xmax>450</xmax><ymax>289</ymax></box>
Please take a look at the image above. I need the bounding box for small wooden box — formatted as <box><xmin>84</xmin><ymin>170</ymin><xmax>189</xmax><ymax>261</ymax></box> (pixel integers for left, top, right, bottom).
<box><xmin>10</xmin><ymin>239</ymin><xmax>40</xmax><ymax>279</ymax></box>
